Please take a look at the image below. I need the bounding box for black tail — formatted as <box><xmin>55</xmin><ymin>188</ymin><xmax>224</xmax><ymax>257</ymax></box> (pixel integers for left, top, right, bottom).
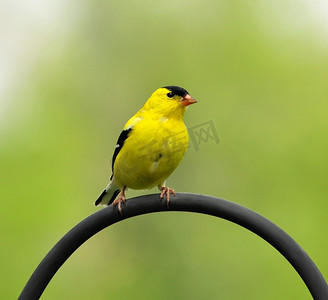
<box><xmin>95</xmin><ymin>189</ymin><xmax>120</xmax><ymax>206</ymax></box>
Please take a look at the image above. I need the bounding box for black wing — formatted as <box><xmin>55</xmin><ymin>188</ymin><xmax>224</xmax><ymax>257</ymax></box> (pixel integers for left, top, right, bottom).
<box><xmin>111</xmin><ymin>128</ymin><xmax>132</xmax><ymax>171</ymax></box>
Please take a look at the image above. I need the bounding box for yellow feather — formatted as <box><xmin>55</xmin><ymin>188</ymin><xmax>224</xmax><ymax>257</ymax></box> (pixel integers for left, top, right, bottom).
<box><xmin>114</xmin><ymin>88</ymin><xmax>190</xmax><ymax>189</ymax></box>
<box><xmin>95</xmin><ymin>86</ymin><xmax>196</xmax><ymax>208</ymax></box>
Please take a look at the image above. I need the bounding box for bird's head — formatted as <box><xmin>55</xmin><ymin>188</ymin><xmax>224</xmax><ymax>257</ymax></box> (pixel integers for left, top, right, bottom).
<box><xmin>144</xmin><ymin>86</ymin><xmax>197</xmax><ymax>118</ymax></box>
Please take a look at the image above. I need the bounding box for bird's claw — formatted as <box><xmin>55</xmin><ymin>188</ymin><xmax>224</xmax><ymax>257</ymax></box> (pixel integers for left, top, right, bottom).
<box><xmin>160</xmin><ymin>187</ymin><xmax>176</xmax><ymax>208</ymax></box>
<box><xmin>112</xmin><ymin>194</ymin><xmax>126</xmax><ymax>216</ymax></box>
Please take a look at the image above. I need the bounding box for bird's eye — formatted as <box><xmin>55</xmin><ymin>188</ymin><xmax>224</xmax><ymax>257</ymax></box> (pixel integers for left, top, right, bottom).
<box><xmin>167</xmin><ymin>92</ymin><xmax>174</xmax><ymax>98</ymax></box>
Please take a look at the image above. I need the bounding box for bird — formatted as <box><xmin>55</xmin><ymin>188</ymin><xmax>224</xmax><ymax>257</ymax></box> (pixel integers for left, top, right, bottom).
<box><xmin>95</xmin><ymin>85</ymin><xmax>197</xmax><ymax>214</ymax></box>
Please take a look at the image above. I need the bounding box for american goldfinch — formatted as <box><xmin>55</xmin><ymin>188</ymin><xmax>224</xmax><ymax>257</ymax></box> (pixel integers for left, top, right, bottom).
<box><xmin>95</xmin><ymin>86</ymin><xmax>197</xmax><ymax>213</ymax></box>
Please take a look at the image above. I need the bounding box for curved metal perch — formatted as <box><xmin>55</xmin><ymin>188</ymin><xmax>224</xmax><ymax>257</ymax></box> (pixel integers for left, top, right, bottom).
<box><xmin>18</xmin><ymin>193</ymin><xmax>328</xmax><ymax>299</ymax></box>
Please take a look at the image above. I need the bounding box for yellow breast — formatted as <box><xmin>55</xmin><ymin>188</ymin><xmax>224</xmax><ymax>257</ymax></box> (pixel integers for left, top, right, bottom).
<box><xmin>114</xmin><ymin>117</ymin><xmax>188</xmax><ymax>189</ymax></box>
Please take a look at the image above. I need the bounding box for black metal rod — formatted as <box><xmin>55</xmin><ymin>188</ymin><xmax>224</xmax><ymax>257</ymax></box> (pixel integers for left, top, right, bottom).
<box><xmin>18</xmin><ymin>193</ymin><xmax>328</xmax><ymax>300</ymax></box>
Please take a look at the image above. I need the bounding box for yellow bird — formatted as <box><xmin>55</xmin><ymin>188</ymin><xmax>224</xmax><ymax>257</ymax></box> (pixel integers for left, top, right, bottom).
<box><xmin>95</xmin><ymin>86</ymin><xmax>197</xmax><ymax>213</ymax></box>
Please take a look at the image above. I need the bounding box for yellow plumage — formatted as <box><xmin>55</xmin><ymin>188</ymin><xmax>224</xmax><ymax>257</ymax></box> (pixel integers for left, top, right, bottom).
<box><xmin>95</xmin><ymin>86</ymin><xmax>197</xmax><ymax>213</ymax></box>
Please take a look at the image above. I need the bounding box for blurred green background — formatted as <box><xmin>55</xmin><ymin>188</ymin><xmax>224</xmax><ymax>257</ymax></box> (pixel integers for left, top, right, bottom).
<box><xmin>1</xmin><ymin>1</ymin><xmax>328</xmax><ymax>299</ymax></box>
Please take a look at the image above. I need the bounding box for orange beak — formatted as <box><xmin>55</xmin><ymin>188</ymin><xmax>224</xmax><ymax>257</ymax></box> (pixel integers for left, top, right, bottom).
<box><xmin>181</xmin><ymin>94</ymin><xmax>197</xmax><ymax>106</ymax></box>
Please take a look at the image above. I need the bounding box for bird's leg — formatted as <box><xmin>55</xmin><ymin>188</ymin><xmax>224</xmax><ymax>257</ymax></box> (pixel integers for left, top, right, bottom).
<box><xmin>112</xmin><ymin>186</ymin><xmax>127</xmax><ymax>216</ymax></box>
<box><xmin>158</xmin><ymin>185</ymin><xmax>176</xmax><ymax>208</ymax></box>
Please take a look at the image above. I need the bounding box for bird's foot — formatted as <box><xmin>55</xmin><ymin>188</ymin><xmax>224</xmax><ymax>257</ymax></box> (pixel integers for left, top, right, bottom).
<box><xmin>159</xmin><ymin>186</ymin><xmax>176</xmax><ymax>208</ymax></box>
<box><xmin>112</xmin><ymin>189</ymin><xmax>126</xmax><ymax>216</ymax></box>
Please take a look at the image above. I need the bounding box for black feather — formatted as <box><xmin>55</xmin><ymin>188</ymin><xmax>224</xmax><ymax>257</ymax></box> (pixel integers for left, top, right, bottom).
<box><xmin>94</xmin><ymin>189</ymin><xmax>120</xmax><ymax>206</ymax></box>
<box><xmin>163</xmin><ymin>86</ymin><xmax>189</xmax><ymax>97</ymax></box>
<box><xmin>95</xmin><ymin>189</ymin><xmax>107</xmax><ymax>206</ymax></box>
<box><xmin>112</xmin><ymin>128</ymin><xmax>132</xmax><ymax>171</ymax></box>
<box><xmin>108</xmin><ymin>189</ymin><xmax>120</xmax><ymax>205</ymax></box>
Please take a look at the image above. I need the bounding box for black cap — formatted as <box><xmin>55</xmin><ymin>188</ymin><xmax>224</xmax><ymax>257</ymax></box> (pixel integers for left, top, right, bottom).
<box><xmin>163</xmin><ymin>86</ymin><xmax>189</xmax><ymax>97</ymax></box>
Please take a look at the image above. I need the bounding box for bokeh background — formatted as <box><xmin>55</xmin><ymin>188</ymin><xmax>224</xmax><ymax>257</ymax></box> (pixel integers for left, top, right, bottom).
<box><xmin>1</xmin><ymin>1</ymin><xmax>328</xmax><ymax>299</ymax></box>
